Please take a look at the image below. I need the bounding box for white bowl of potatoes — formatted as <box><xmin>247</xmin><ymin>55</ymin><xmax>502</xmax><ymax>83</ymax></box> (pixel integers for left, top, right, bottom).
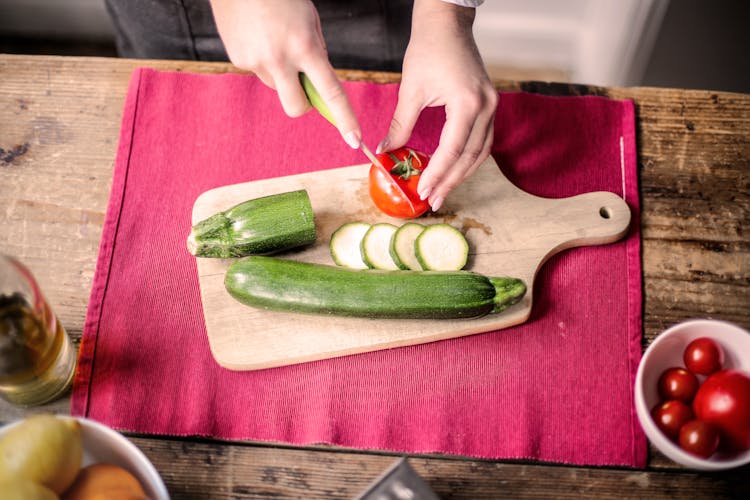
<box><xmin>0</xmin><ymin>414</ymin><xmax>169</xmax><ymax>499</ymax></box>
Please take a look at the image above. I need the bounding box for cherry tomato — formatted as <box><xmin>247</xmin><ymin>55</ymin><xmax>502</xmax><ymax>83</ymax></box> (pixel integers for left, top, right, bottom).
<box><xmin>658</xmin><ymin>367</ymin><xmax>699</xmax><ymax>403</ymax></box>
<box><xmin>692</xmin><ymin>369</ymin><xmax>750</xmax><ymax>451</ymax></box>
<box><xmin>651</xmin><ymin>400</ymin><xmax>693</xmax><ymax>441</ymax></box>
<box><xmin>683</xmin><ymin>337</ymin><xmax>723</xmax><ymax>375</ymax></box>
<box><xmin>678</xmin><ymin>419</ymin><xmax>720</xmax><ymax>458</ymax></box>
<box><xmin>369</xmin><ymin>147</ymin><xmax>431</xmax><ymax>218</ymax></box>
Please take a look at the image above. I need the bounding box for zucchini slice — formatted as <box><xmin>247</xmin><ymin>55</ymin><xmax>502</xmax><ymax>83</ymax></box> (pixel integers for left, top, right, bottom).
<box><xmin>361</xmin><ymin>223</ymin><xmax>400</xmax><ymax>270</ymax></box>
<box><xmin>330</xmin><ymin>222</ymin><xmax>371</xmax><ymax>269</ymax></box>
<box><xmin>415</xmin><ymin>223</ymin><xmax>469</xmax><ymax>271</ymax></box>
<box><xmin>389</xmin><ymin>222</ymin><xmax>425</xmax><ymax>270</ymax></box>
<box><xmin>225</xmin><ymin>256</ymin><xmax>527</xmax><ymax>319</ymax></box>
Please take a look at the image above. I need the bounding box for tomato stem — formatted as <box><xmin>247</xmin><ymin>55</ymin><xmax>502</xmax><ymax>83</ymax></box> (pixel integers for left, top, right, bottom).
<box><xmin>388</xmin><ymin>151</ymin><xmax>423</xmax><ymax>180</ymax></box>
<box><xmin>375</xmin><ymin>151</ymin><xmax>418</xmax><ymax>215</ymax></box>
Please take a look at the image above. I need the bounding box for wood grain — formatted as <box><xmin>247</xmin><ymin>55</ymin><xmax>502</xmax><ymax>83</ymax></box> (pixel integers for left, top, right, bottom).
<box><xmin>131</xmin><ymin>437</ymin><xmax>749</xmax><ymax>499</ymax></box>
<box><xmin>1</xmin><ymin>55</ymin><xmax>749</xmax><ymax>496</ymax></box>
<box><xmin>193</xmin><ymin>157</ymin><xmax>630</xmax><ymax>369</ymax></box>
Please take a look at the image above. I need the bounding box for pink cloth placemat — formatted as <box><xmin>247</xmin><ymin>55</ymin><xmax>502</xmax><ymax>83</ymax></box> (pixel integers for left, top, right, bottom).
<box><xmin>71</xmin><ymin>68</ymin><xmax>646</xmax><ymax>467</ymax></box>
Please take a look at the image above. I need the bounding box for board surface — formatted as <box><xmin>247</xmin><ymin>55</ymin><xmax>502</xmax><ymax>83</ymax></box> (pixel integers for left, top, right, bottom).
<box><xmin>191</xmin><ymin>157</ymin><xmax>630</xmax><ymax>370</ymax></box>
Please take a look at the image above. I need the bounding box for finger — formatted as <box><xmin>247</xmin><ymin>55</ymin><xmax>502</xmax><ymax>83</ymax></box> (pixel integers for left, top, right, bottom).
<box><xmin>252</xmin><ymin>67</ymin><xmax>276</xmax><ymax>90</ymax></box>
<box><xmin>429</xmin><ymin>123</ymin><xmax>493</xmax><ymax>211</ymax></box>
<box><xmin>302</xmin><ymin>58</ymin><xmax>361</xmax><ymax>148</ymax></box>
<box><xmin>460</xmin><ymin>91</ymin><xmax>498</xmax><ymax>182</ymax></box>
<box><xmin>416</xmin><ymin>103</ymin><xmax>475</xmax><ymax>201</ymax></box>
<box><xmin>376</xmin><ymin>85</ymin><xmax>423</xmax><ymax>154</ymax></box>
<box><xmin>460</xmin><ymin>120</ymin><xmax>494</xmax><ymax>182</ymax></box>
<box><xmin>427</xmin><ymin>129</ymin><xmax>478</xmax><ymax>211</ymax></box>
<box><xmin>273</xmin><ymin>68</ymin><xmax>312</xmax><ymax>117</ymax></box>
<box><xmin>427</xmin><ymin>105</ymin><xmax>495</xmax><ymax>210</ymax></box>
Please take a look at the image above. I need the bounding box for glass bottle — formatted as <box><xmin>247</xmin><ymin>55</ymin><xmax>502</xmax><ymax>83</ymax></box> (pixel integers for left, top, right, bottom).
<box><xmin>0</xmin><ymin>254</ymin><xmax>76</xmax><ymax>406</ymax></box>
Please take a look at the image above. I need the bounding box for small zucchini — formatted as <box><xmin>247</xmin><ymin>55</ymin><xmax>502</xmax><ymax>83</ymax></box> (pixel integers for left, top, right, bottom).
<box><xmin>225</xmin><ymin>256</ymin><xmax>526</xmax><ymax>319</ymax></box>
<box><xmin>187</xmin><ymin>190</ymin><xmax>315</xmax><ymax>258</ymax></box>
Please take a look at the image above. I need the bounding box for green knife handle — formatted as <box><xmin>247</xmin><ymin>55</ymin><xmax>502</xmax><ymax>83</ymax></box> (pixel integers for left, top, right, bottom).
<box><xmin>299</xmin><ymin>73</ymin><xmax>336</xmax><ymax>127</ymax></box>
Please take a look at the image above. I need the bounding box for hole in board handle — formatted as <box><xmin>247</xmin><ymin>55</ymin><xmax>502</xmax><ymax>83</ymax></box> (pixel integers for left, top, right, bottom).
<box><xmin>599</xmin><ymin>207</ymin><xmax>612</xmax><ymax>219</ymax></box>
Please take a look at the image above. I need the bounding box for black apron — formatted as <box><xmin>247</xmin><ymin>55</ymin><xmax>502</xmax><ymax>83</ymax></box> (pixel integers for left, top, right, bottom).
<box><xmin>104</xmin><ymin>0</ymin><xmax>412</xmax><ymax>72</ymax></box>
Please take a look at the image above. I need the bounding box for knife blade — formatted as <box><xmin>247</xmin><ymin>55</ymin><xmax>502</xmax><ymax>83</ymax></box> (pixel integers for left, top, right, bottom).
<box><xmin>358</xmin><ymin>141</ymin><xmax>388</xmax><ymax>174</ymax></box>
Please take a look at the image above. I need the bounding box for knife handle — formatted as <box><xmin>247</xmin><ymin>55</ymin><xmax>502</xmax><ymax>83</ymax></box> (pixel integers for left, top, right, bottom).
<box><xmin>300</xmin><ymin>73</ymin><xmax>336</xmax><ymax>126</ymax></box>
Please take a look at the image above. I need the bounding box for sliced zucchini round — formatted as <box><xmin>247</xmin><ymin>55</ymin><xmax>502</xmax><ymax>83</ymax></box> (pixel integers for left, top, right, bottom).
<box><xmin>389</xmin><ymin>222</ymin><xmax>425</xmax><ymax>270</ymax></box>
<box><xmin>330</xmin><ymin>222</ymin><xmax>371</xmax><ymax>269</ymax></box>
<box><xmin>415</xmin><ymin>223</ymin><xmax>469</xmax><ymax>271</ymax></box>
<box><xmin>361</xmin><ymin>223</ymin><xmax>400</xmax><ymax>270</ymax></box>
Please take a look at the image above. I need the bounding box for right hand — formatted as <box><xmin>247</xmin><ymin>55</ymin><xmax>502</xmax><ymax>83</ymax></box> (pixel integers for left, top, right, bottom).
<box><xmin>210</xmin><ymin>0</ymin><xmax>362</xmax><ymax>148</ymax></box>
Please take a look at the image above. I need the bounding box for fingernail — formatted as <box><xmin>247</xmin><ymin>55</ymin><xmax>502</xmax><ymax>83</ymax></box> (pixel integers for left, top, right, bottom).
<box><xmin>344</xmin><ymin>131</ymin><xmax>361</xmax><ymax>149</ymax></box>
<box><xmin>431</xmin><ymin>196</ymin><xmax>444</xmax><ymax>212</ymax></box>
<box><xmin>418</xmin><ymin>186</ymin><xmax>432</xmax><ymax>200</ymax></box>
<box><xmin>376</xmin><ymin>137</ymin><xmax>390</xmax><ymax>154</ymax></box>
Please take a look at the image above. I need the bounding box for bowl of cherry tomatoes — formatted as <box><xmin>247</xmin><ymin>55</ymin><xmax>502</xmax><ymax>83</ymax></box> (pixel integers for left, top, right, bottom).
<box><xmin>635</xmin><ymin>319</ymin><xmax>750</xmax><ymax>470</ymax></box>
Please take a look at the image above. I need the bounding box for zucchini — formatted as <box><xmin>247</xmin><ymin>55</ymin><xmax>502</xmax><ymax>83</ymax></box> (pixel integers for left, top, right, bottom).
<box><xmin>330</xmin><ymin>222</ymin><xmax>370</xmax><ymax>269</ymax></box>
<box><xmin>389</xmin><ymin>222</ymin><xmax>425</xmax><ymax>270</ymax></box>
<box><xmin>187</xmin><ymin>190</ymin><xmax>315</xmax><ymax>258</ymax></box>
<box><xmin>360</xmin><ymin>223</ymin><xmax>400</xmax><ymax>270</ymax></box>
<box><xmin>415</xmin><ymin>223</ymin><xmax>468</xmax><ymax>271</ymax></box>
<box><xmin>225</xmin><ymin>256</ymin><xmax>526</xmax><ymax>319</ymax></box>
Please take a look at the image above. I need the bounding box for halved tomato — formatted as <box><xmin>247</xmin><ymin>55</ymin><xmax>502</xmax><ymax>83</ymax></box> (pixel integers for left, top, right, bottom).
<box><xmin>369</xmin><ymin>147</ymin><xmax>431</xmax><ymax>219</ymax></box>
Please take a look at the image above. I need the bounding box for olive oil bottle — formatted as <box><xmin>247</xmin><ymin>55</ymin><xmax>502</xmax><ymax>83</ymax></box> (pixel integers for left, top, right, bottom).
<box><xmin>0</xmin><ymin>255</ymin><xmax>76</xmax><ymax>406</ymax></box>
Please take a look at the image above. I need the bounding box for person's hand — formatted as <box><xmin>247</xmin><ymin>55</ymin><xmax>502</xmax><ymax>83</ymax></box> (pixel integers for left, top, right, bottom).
<box><xmin>377</xmin><ymin>0</ymin><xmax>497</xmax><ymax>211</ymax></box>
<box><xmin>210</xmin><ymin>0</ymin><xmax>362</xmax><ymax>148</ymax></box>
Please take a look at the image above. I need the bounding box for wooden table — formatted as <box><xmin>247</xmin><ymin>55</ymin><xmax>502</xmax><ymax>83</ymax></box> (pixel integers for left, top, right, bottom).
<box><xmin>1</xmin><ymin>54</ymin><xmax>748</xmax><ymax>499</ymax></box>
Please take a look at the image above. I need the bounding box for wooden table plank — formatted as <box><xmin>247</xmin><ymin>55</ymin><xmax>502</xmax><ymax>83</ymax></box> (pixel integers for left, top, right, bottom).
<box><xmin>131</xmin><ymin>438</ymin><xmax>749</xmax><ymax>499</ymax></box>
<box><xmin>1</xmin><ymin>54</ymin><xmax>749</xmax><ymax>497</ymax></box>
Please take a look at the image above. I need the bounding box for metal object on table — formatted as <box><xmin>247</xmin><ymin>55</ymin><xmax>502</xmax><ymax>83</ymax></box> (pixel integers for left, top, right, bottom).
<box><xmin>357</xmin><ymin>457</ymin><xmax>440</xmax><ymax>500</ymax></box>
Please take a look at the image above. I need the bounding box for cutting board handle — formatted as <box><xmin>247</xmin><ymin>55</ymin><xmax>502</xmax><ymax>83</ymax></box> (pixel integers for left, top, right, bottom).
<box><xmin>538</xmin><ymin>190</ymin><xmax>631</xmax><ymax>265</ymax></box>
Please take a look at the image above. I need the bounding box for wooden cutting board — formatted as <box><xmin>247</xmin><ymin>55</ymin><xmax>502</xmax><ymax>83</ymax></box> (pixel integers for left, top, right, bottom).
<box><xmin>191</xmin><ymin>157</ymin><xmax>630</xmax><ymax>370</ymax></box>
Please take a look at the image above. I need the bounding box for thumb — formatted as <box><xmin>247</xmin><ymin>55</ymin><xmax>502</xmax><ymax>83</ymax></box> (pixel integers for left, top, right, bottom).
<box><xmin>377</xmin><ymin>88</ymin><xmax>422</xmax><ymax>153</ymax></box>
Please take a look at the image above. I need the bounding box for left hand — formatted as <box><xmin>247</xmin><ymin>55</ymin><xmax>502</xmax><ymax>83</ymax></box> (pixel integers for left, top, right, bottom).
<box><xmin>377</xmin><ymin>0</ymin><xmax>497</xmax><ymax>211</ymax></box>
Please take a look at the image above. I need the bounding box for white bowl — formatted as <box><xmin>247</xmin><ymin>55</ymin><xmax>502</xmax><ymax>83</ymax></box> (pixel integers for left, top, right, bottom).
<box><xmin>635</xmin><ymin>319</ymin><xmax>750</xmax><ymax>470</ymax></box>
<box><xmin>0</xmin><ymin>416</ymin><xmax>169</xmax><ymax>499</ymax></box>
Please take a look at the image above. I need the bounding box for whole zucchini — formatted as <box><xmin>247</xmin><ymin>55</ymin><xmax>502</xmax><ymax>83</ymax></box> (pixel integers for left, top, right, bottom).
<box><xmin>225</xmin><ymin>256</ymin><xmax>526</xmax><ymax>319</ymax></box>
<box><xmin>187</xmin><ymin>190</ymin><xmax>315</xmax><ymax>258</ymax></box>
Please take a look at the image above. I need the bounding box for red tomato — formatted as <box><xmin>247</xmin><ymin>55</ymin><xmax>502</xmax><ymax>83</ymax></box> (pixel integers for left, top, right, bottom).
<box><xmin>658</xmin><ymin>367</ymin><xmax>699</xmax><ymax>403</ymax></box>
<box><xmin>692</xmin><ymin>369</ymin><xmax>750</xmax><ymax>451</ymax></box>
<box><xmin>678</xmin><ymin>419</ymin><xmax>720</xmax><ymax>458</ymax></box>
<box><xmin>683</xmin><ymin>337</ymin><xmax>723</xmax><ymax>375</ymax></box>
<box><xmin>368</xmin><ymin>147</ymin><xmax>431</xmax><ymax>218</ymax></box>
<box><xmin>651</xmin><ymin>400</ymin><xmax>693</xmax><ymax>441</ymax></box>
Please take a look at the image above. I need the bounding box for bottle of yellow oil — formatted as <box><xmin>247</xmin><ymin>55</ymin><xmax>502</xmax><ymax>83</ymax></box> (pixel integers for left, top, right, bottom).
<box><xmin>0</xmin><ymin>255</ymin><xmax>76</xmax><ymax>406</ymax></box>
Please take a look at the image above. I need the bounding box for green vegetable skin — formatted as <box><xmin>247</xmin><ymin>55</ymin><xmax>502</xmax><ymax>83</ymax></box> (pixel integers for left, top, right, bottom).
<box><xmin>188</xmin><ymin>190</ymin><xmax>315</xmax><ymax>258</ymax></box>
<box><xmin>225</xmin><ymin>256</ymin><xmax>526</xmax><ymax>319</ymax></box>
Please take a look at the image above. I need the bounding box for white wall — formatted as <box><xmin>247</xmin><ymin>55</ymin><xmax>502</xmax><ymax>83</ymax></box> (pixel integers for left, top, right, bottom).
<box><xmin>474</xmin><ymin>0</ymin><xmax>669</xmax><ymax>86</ymax></box>
<box><xmin>0</xmin><ymin>0</ymin><xmax>114</xmax><ymax>39</ymax></box>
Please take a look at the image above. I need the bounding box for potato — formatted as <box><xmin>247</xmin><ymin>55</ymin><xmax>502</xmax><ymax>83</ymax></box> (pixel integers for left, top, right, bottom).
<box><xmin>0</xmin><ymin>414</ymin><xmax>83</xmax><ymax>494</ymax></box>
<box><xmin>62</xmin><ymin>463</ymin><xmax>147</xmax><ymax>500</ymax></box>
<box><xmin>0</xmin><ymin>478</ymin><xmax>59</xmax><ymax>500</ymax></box>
